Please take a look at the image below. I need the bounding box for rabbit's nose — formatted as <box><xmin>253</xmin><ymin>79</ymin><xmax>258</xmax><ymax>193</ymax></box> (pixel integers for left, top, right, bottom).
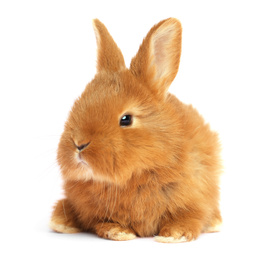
<box><xmin>76</xmin><ymin>142</ymin><xmax>90</xmax><ymax>151</ymax></box>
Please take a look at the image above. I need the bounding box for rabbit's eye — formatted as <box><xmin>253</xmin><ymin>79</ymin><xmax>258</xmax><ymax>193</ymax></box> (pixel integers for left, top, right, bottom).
<box><xmin>120</xmin><ymin>115</ymin><xmax>132</xmax><ymax>127</ymax></box>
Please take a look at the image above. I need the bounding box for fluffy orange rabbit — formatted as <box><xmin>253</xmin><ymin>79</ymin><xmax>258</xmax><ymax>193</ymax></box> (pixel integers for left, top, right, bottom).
<box><xmin>50</xmin><ymin>18</ymin><xmax>222</xmax><ymax>243</ymax></box>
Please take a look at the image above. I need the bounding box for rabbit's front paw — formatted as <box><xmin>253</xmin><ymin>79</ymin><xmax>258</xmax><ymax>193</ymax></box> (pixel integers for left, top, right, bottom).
<box><xmin>49</xmin><ymin>199</ymin><xmax>81</xmax><ymax>234</ymax></box>
<box><xmin>95</xmin><ymin>223</ymin><xmax>136</xmax><ymax>241</ymax></box>
<box><xmin>49</xmin><ymin>218</ymin><xmax>81</xmax><ymax>234</ymax></box>
<box><xmin>155</xmin><ymin>221</ymin><xmax>201</xmax><ymax>243</ymax></box>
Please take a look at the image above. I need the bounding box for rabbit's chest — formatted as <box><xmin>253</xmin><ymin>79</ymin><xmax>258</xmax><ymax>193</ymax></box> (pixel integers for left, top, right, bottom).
<box><xmin>66</xmin><ymin>179</ymin><xmax>170</xmax><ymax>236</ymax></box>
<box><xmin>97</xmin><ymin>183</ymin><xmax>165</xmax><ymax>217</ymax></box>
<box><xmin>96</xmin><ymin>184</ymin><xmax>167</xmax><ymax>236</ymax></box>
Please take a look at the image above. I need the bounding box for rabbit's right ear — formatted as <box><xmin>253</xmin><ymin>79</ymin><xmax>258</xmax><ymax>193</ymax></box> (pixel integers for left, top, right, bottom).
<box><xmin>130</xmin><ymin>18</ymin><xmax>182</xmax><ymax>98</ymax></box>
<box><xmin>93</xmin><ymin>19</ymin><xmax>126</xmax><ymax>73</ymax></box>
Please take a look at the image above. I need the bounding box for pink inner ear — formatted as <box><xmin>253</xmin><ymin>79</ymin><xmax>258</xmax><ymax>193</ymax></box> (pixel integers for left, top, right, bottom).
<box><xmin>153</xmin><ymin>35</ymin><xmax>168</xmax><ymax>78</ymax></box>
<box><xmin>130</xmin><ymin>18</ymin><xmax>182</xmax><ymax>97</ymax></box>
<box><xmin>151</xmin><ymin>26</ymin><xmax>176</xmax><ymax>80</ymax></box>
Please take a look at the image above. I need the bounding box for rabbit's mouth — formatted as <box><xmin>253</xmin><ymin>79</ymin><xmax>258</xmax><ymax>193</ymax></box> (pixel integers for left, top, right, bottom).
<box><xmin>75</xmin><ymin>152</ymin><xmax>114</xmax><ymax>183</ymax></box>
<box><xmin>74</xmin><ymin>152</ymin><xmax>96</xmax><ymax>181</ymax></box>
<box><xmin>77</xmin><ymin>153</ymin><xmax>89</xmax><ymax>167</ymax></box>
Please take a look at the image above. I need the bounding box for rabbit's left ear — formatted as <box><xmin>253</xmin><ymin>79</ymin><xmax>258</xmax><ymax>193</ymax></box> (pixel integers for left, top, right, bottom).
<box><xmin>93</xmin><ymin>19</ymin><xmax>126</xmax><ymax>72</ymax></box>
<box><xmin>130</xmin><ymin>18</ymin><xmax>182</xmax><ymax>98</ymax></box>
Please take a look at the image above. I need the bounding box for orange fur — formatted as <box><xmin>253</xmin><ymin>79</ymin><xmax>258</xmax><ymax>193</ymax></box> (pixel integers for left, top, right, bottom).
<box><xmin>50</xmin><ymin>18</ymin><xmax>222</xmax><ymax>243</ymax></box>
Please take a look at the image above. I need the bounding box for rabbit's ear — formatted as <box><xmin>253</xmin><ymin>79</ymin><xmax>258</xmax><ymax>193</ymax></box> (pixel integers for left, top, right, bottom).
<box><xmin>93</xmin><ymin>19</ymin><xmax>126</xmax><ymax>72</ymax></box>
<box><xmin>130</xmin><ymin>18</ymin><xmax>182</xmax><ymax>97</ymax></box>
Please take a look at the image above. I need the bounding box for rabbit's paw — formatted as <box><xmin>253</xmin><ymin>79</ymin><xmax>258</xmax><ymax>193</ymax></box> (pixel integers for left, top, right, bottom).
<box><xmin>49</xmin><ymin>217</ymin><xmax>81</xmax><ymax>234</ymax></box>
<box><xmin>49</xmin><ymin>199</ymin><xmax>81</xmax><ymax>234</ymax></box>
<box><xmin>104</xmin><ymin>228</ymin><xmax>136</xmax><ymax>241</ymax></box>
<box><xmin>95</xmin><ymin>223</ymin><xmax>136</xmax><ymax>241</ymax></box>
<box><xmin>204</xmin><ymin>218</ymin><xmax>222</xmax><ymax>233</ymax></box>
<box><xmin>155</xmin><ymin>223</ymin><xmax>201</xmax><ymax>243</ymax></box>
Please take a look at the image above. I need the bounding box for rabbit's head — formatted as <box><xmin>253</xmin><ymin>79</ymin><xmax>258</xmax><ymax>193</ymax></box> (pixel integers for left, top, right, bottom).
<box><xmin>57</xmin><ymin>18</ymin><xmax>183</xmax><ymax>185</ymax></box>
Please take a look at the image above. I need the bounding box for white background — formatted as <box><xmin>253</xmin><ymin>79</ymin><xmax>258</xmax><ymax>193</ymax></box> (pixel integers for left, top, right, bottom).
<box><xmin>1</xmin><ymin>0</ymin><xmax>260</xmax><ymax>259</ymax></box>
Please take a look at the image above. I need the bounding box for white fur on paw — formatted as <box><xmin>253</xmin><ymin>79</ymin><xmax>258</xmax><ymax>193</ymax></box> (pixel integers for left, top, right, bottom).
<box><xmin>49</xmin><ymin>220</ymin><xmax>80</xmax><ymax>234</ymax></box>
<box><xmin>105</xmin><ymin>228</ymin><xmax>136</xmax><ymax>241</ymax></box>
<box><xmin>155</xmin><ymin>236</ymin><xmax>191</xmax><ymax>243</ymax></box>
<box><xmin>205</xmin><ymin>222</ymin><xmax>222</xmax><ymax>233</ymax></box>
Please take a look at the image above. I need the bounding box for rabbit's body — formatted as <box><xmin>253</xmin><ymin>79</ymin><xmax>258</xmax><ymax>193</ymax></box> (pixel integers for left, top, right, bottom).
<box><xmin>50</xmin><ymin>18</ymin><xmax>222</xmax><ymax>242</ymax></box>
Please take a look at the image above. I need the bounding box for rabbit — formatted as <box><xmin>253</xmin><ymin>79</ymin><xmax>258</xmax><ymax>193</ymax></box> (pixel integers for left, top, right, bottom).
<box><xmin>49</xmin><ymin>18</ymin><xmax>222</xmax><ymax>243</ymax></box>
